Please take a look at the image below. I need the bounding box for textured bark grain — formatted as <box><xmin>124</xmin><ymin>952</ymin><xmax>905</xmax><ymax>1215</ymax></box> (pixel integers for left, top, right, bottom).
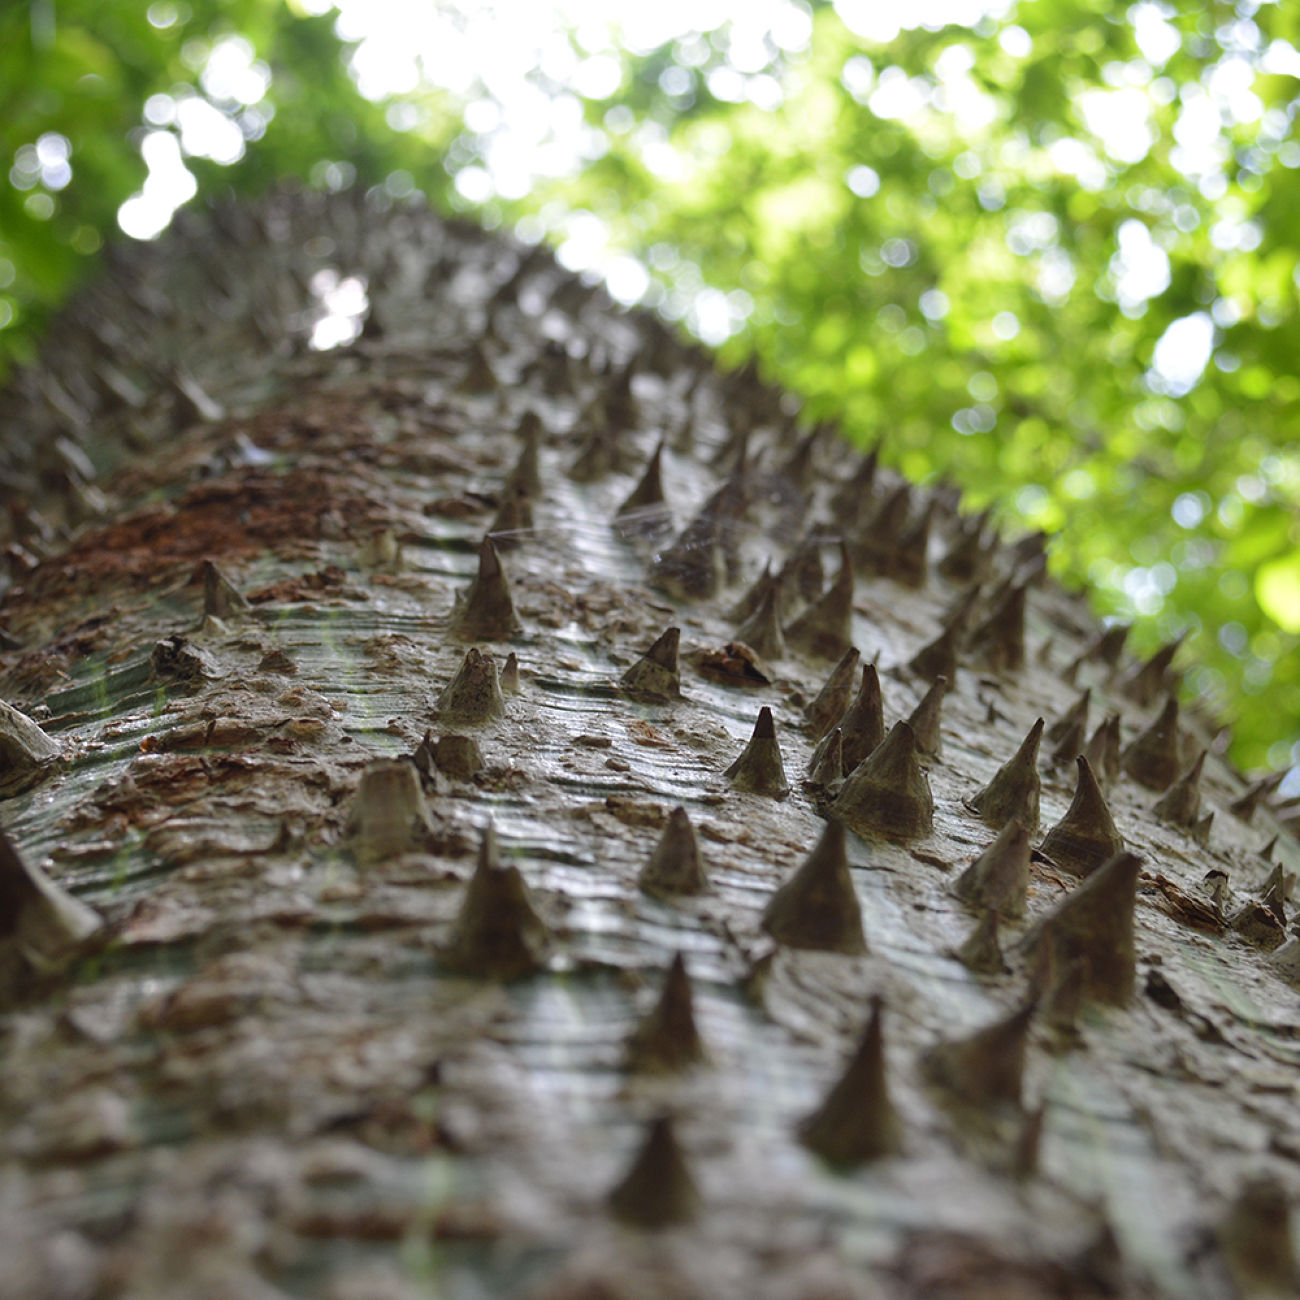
<box><xmin>0</xmin><ymin>188</ymin><xmax>1296</xmax><ymax>1299</ymax></box>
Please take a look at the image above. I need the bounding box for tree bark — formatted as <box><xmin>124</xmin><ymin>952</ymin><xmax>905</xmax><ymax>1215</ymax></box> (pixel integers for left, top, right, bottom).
<box><xmin>0</xmin><ymin>186</ymin><xmax>1296</xmax><ymax>1300</ymax></box>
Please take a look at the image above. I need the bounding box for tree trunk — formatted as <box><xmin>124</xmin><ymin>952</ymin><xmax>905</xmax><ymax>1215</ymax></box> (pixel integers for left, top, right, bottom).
<box><xmin>0</xmin><ymin>187</ymin><xmax>1296</xmax><ymax>1300</ymax></box>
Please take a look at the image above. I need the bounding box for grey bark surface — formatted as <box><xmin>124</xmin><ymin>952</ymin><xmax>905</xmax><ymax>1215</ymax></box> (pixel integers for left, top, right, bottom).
<box><xmin>0</xmin><ymin>187</ymin><xmax>1297</xmax><ymax>1300</ymax></box>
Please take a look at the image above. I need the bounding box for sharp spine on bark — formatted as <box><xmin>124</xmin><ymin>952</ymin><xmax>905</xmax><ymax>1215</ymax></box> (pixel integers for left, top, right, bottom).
<box><xmin>1121</xmin><ymin>634</ymin><xmax>1186</xmax><ymax>707</ymax></box>
<box><xmin>1269</xmin><ymin>935</ymin><xmax>1300</xmax><ymax>986</ymax></box>
<box><xmin>784</xmin><ymin>541</ymin><xmax>854</xmax><ymax>661</ymax></box>
<box><xmin>1191</xmin><ymin>809</ymin><xmax>1215</xmax><ymax>847</ymax></box>
<box><xmin>1089</xmin><ymin>622</ymin><xmax>1131</xmax><ymax>668</ymax></box>
<box><xmin>0</xmin><ymin>700</ymin><xmax>61</xmax><ymax>792</ymax></box>
<box><xmin>1259</xmin><ymin>873</ymin><xmax>1287</xmax><ymax>927</ymax></box>
<box><xmin>648</xmin><ymin>498</ymin><xmax>725</xmax><ymax>601</ymax></box>
<box><xmin>640</xmin><ymin>806</ymin><xmax>708</xmax><ymax>896</ymax></box>
<box><xmin>805</xmin><ymin>727</ymin><xmax>846</xmax><ymax>794</ymax></box>
<box><xmin>806</xmin><ymin>646</ymin><xmax>860</xmax><ymax>739</ymax></box>
<box><xmin>839</xmin><ymin>663</ymin><xmax>886</xmax><ymax>774</ymax></box>
<box><xmin>733</xmin><ymin>579</ymin><xmax>786</xmax><ymax>660</ymax></box>
<box><xmin>966</xmin><ymin>581</ymin><xmax>1027</xmax><ymax>673</ymax></box>
<box><xmin>955</xmin><ymin>909</ymin><xmax>1008</xmax><ymax>975</ymax></box>
<box><xmin>831</xmin><ymin>720</ymin><xmax>934</xmax><ymax>842</ymax></box>
<box><xmin>731</xmin><ymin>558</ymin><xmax>776</xmax><ymax>623</ymax></box>
<box><xmin>855</xmin><ymin>483</ymin><xmax>911</xmax><ymax>574</ymax></box>
<box><xmin>1046</xmin><ymin>689</ymin><xmax>1090</xmax><ymax>747</ymax></box>
<box><xmin>1229</xmin><ymin>771</ymin><xmax>1284</xmax><ymax>823</ymax></box>
<box><xmin>607</xmin><ymin>1116</ymin><xmax>700</xmax><ymax>1228</ymax></box>
<box><xmin>0</xmin><ymin>825</ymin><xmax>104</xmax><ymax>979</ymax></box>
<box><xmin>724</xmin><ymin>706</ymin><xmax>790</xmax><ymax>798</ymax></box>
<box><xmin>437</xmin><ymin>647</ymin><xmax>505</xmax><ymax>724</ymax></box>
<box><xmin>1083</xmin><ymin>712</ymin><xmax>1122</xmax><ymax>786</ymax></box>
<box><xmin>799</xmin><ymin>997</ymin><xmax>902</xmax><ymax>1164</ymax></box>
<box><xmin>1230</xmin><ymin>896</ymin><xmax>1286</xmax><ymax>949</ymax></box>
<box><xmin>1151</xmin><ymin>750</ymin><xmax>1206</xmax><ymax>828</ymax></box>
<box><xmin>567</xmin><ymin>424</ymin><xmax>617</xmax><ymax>482</ymax></box>
<box><xmin>500</xmin><ymin>651</ymin><xmax>520</xmax><ymax>694</ymax></box>
<box><xmin>431</xmin><ymin>733</ymin><xmax>483</xmax><ymax>782</ymax></box>
<box><xmin>199</xmin><ymin>558</ymin><xmax>250</xmax><ymax>619</ymax></box>
<box><xmin>1030</xmin><ymin>943</ymin><xmax>1086</xmax><ymax>1044</ymax></box>
<box><xmin>922</xmin><ymin>999</ymin><xmax>1035</xmax><ymax>1111</ymax></box>
<box><xmin>906</xmin><ymin>675</ymin><xmax>947</xmax><ymax>758</ymax></box>
<box><xmin>487</xmin><ymin>483</ymin><xmax>532</xmax><ymax>549</ymax></box>
<box><xmin>761</xmin><ymin>819</ymin><xmax>866</xmax><ymax>954</ymax></box>
<box><xmin>620</xmin><ymin>627</ymin><xmax>681</xmax><ymax>701</ymax></box>
<box><xmin>507</xmin><ymin>411</ymin><xmax>543</xmax><ymax>496</ymax></box>
<box><xmin>1038</xmin><ymin>756</ymin><xmax>1125</xmax><ymax>877</ymax></box>
<box><xmin>779</xmin><ymin>425</ymin><xmax>822</xmax><ymax>492</ymax></box>
<box><xmin>458</xmin><ymin>340</ymin><xmax>496</xmax><ymax>394</ymax></box>
<box><xmin>964</xmin><ymin>718</ymin><xmax>1043</xmax><ymax>831</ymax></box>
<box><xmin>442</xmin><ymin>821</ymin><xmax>550</xmax><ymax>979</ymax></box>
<box><xmin>954</xmin><ymin>819</ymin><xmax>1032</xmax><ymax>918</ymax></box>
<box><xmin>625</xmin><ymin>952</ymin><xmax>705</xmax><ymax>1072</ymax></box>
<box><xmin>1025</xmin><ymin>850</ymin><xmax>1141</xmax><ymax>1004</ymax></box>
<box><xmin>1121</xmin><ymin>695</ymin><xmax>1182</xmax><ymax>791</ymax></box>
<box><xmin>1260</xmin><ymin>861</ymin><xmax>1292</xmax><ymax>904</ymax></box>
<box><xmin>889</xmin><ymin>498</ymin><xmax>936</xmax><ymax>588</ymax></box>
<box><xmin>907</xmin><ymin>613</ymin><xmax>964</xmax><ymax>685</ymax></box>
<box><xmin>450</xmin><ymin>535</ymin><xmax>521</xmax><ymax>641</ymax></box>
<box><xmin>937</xmin><ymin>507</ymin><xmax>995</xmax><ymax>584</ymax></box>
<box><xmin>777</xmin><ymin>532</ymin><xmax>825</xmax><ymax>616</ymax></box>
<box><xmin>346</xmin><ymin>760</ymin><xmax>435</xmax><ymax>864</ymax></box>
<box><xmin>1217</xmin><ymin>1174</ymin><xmax>1298</xmax><ymax>1295</ymax></box>
<box><xmin>614</xmin><ymin>438</ymin><xmax>668</xmax><ymax>532</ymax></box>
<box><xmin>829</xmin><ymin>441</ymin><xmax>879</xmax><ymax>524</ymax></box>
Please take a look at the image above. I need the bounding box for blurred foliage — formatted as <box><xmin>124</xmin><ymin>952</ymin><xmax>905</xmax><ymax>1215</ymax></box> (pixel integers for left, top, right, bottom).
<box><xmin>0</xmin><ymin>0</ymin><xmax>459</xmax><ymax>366</ymax></box>
<box><xmin>2</xmin><ymin>0</ymin><xmax>1299</xmax><ymax>771</ymax></box>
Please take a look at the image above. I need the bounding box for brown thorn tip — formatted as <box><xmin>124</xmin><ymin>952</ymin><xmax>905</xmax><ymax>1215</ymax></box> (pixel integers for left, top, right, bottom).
<box><xmin>907</xmin><ymin>674</ymin><xmax>947</xmax><ymax>757</ymax></box>
<box><xmin>954</xmin><ymin>818</ymin><xmax>1032</xmax><ymax>918</ymax></box>
<box><xmin>625</xmin><ymin>952</ymin><xmax>705</xmax><ymax>1072</ymax></box>
<box><xmin>762</xmin><ymin>819</ymin><xmax>866</xmax><ymax>955</ymax></box>
<box><xmin>922</xmin><ymin>999</ymin><xmax>1035</xmax><ymax>1111</ymax></box>
<box><xmin>966</xmin><ymin>581</ymin><xmax>1026</xmax><ymax>673</ymax></box>
<box><xmin>1038</xmin><ymin>755</ymin><xmax>1124</xmax><ymax>878</ymax></box>
<box><xmin>1152</xmin><ymin>749</ymin><xmax>1206</xmax><ymax>828</ymax></box>
<box><xmin>955</xmin><ymin>909</ymin><xmax>1007</xmax><ymax>975</ymax></box>
<box><xmin>1120</xmin><ymin>695</ymin><xmax>1182</xmax><ymax>791</ymax></box>
<box><xmin>784</xmin><ymin>541</ymin><xmax>854</xmax><ymax>661</ymax></box>
<box><xmin>1025</xmin><ymin>850</ymin><xmax>1141</xmax><ymax>1005</ymax></box>
<box><xmin>442</xmin><ymin>822</ymin><xmax>550</xmax><ymax>979</ymax></box>
<box><xmin>965</xmin><ymin>718</ymin><xmax>1043</xmax><ymax>831</ymax></box>
<box><xmin>805</xmin><ymin>727</ymin><xmax>845</xmax><ymax>793</ymax></box>
<box><xmin>1046</xmin><ymin>688</ymin><xmax>1090</xmax><ymax>747</ymax></box>
<box><xmin>734</xmin><ymin>580</ymin><xmax>786</xmax><ymax>660</ymax></box>
<box><xmin>607</xmin><ymin>1116</ymin><xmax>700</xmax><ymax>1228</ymax></box>
<box><xmin>723</xmin><ymin>708</ymin><xmax>789</xmax><ymax>797</ymax></box>
<box><xmin>1083</xmin><ymin>712</ymin><xmax>1122</xmax><ymax>786</ymax></box>
<box><xmin>800</xmin><ymin>998</ymin><xmax>901</xmax><ymax>1165</ymax></box>
<box><xmin>639</xmin><ymin>806</ymin><xmax>708</xmax><ymax>896</ymax></box>
<box><xmin>805</xmin><ymin>646</ymin><xmax>860</xmax><ymax>739</ymax></box>
<box><xmin>450</xmin><ymin>535</ymin><xmax>522</xmax><ymax>641</ymax></box>
<box><xmin>347</xmin><ymin>759</ymin><xmax>434</xmax><ymax>864</ymax></box>
<box><xmin>621</xmin><ymin>627</ymin><xmax>681</xmax><ymax>701</ymax></box>
<box><xmin>831</xmin><ymin>720</ymin><xmax>934</xmax><ymax>842</ymax></box>
<box><xmin>199</xmin><ymin>558</ymin><xmax>250</xmax><ymax>619</ymax></box>
<box><xmin>839</xmin><ymin>663</ymin><xmax>886</xmax><ymax>774</ymax></box>
<box><xmin>437</xmin><ymin>646</ymin><xmax>505</xmax><ymax>724</ymax></box>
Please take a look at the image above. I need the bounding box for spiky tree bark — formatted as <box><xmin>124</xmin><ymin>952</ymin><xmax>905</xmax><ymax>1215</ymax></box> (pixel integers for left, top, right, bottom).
<box><xmin>0</xmin><ymin>187</ymin><xmax>1297</xmax><ymax>1300</ymax></box>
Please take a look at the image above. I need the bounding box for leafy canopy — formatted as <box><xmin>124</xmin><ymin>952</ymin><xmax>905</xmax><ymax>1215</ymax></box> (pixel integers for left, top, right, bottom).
<box><xmin>2</xmin><ymin>0</ymin><xmax>1299</xmax><ymax>773</ymax></box>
